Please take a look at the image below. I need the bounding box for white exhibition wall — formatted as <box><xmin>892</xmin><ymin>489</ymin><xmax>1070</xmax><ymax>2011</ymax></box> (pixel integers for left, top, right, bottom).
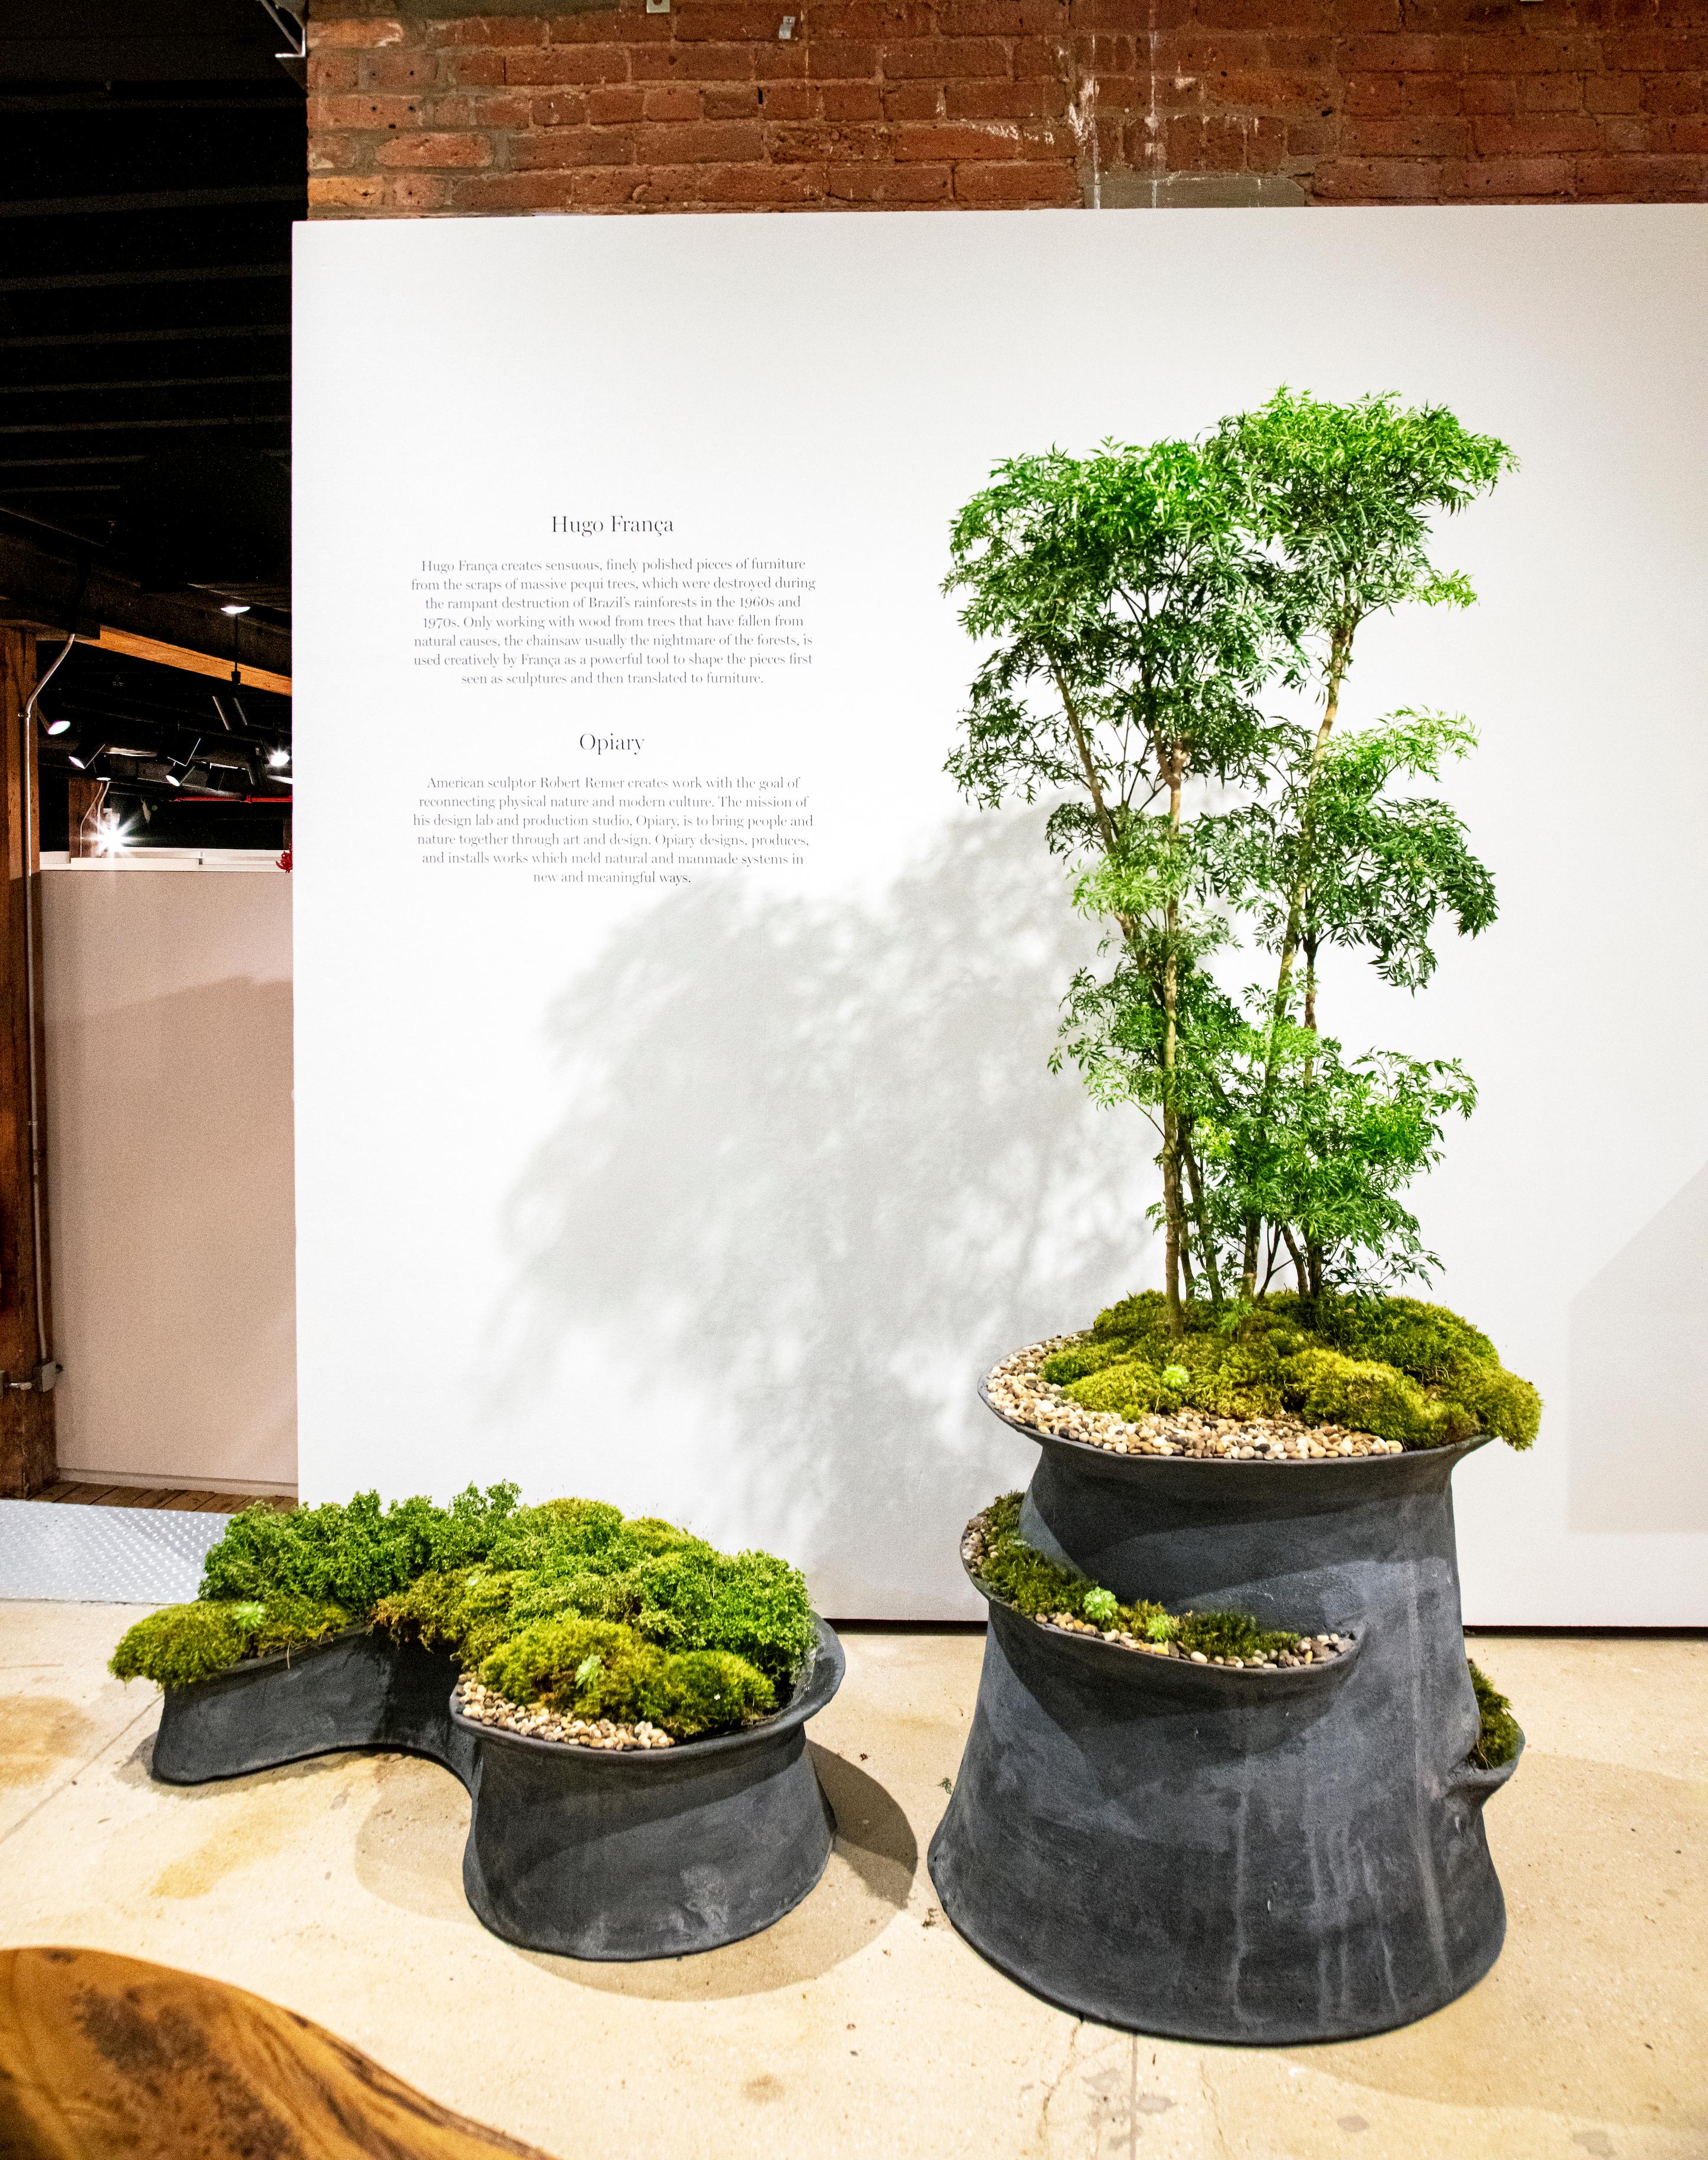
<box><xmin>294</xmin><ymin>205</ymin><xmax>1708</xmax><ymax>1623</ymax></box>
<box><xmin>44</xmin><ymin>861</ymin><xmax>297</xmax><ymax>1491</ymax></box>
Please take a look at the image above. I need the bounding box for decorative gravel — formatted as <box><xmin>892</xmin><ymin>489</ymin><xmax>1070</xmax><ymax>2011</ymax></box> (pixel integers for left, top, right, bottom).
<box><xmin>960</xmin><ymin>1514</ymin><xmax>1352</xmax><ymax>1672</ymax></box>
<box><xmin>986</xmin><ymin>1337</ymin><xmax>1407</xmax><ymax>1462</ymax></box>
<box><xmin>454</xmin><ymin>1676</ymin><xmax>676</xmax><ymax>1750</ymax></box>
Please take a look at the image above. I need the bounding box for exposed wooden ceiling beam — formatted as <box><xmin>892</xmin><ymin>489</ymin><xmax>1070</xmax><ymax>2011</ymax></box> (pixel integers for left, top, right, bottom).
<box><xmin>81</xmin><ymin>626</ymin><xmax>290</xmax><ymax>698</ymax></box>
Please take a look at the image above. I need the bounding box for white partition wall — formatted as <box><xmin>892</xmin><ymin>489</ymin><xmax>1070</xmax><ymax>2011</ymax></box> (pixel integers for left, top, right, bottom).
<box><xmin>294</xmin><ymin>205</ymin><xmax>1708</xmax><ymax>1621</ymax></box>
<box><xmin>43</xmin><ymin>861</ymin><xmax>297</xmax><ymax>1491</ymax></box>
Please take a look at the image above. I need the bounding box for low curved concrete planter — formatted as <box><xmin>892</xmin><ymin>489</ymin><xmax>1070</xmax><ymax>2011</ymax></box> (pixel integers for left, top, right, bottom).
<box><xmin>153</xmin><ymin>1619</ymin><xmax>845</xmax><ymax>1961</ymax></box>
<box><xmin>928</xmin><ymin>1394</ymin><xmax>1521</xmax><ymax>2043</ymax></box>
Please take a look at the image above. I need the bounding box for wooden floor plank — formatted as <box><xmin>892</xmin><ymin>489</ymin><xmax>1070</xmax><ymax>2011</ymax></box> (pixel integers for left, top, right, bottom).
<box><xmin>23</xmin><ymin>1484</ymin><xmax>297</xmax><ymax>1513</ymax></box>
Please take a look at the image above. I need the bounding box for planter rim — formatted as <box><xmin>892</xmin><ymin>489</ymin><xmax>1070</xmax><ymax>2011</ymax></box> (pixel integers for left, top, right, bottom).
<box><xmin>447</xmin><ymin>1614</ymin><xmax>846</xmax><ymax>1765</ymax></box>
<box><xmin>980</xmin><ymin>1377</ymin><xmax>1495</xmax><ymax>1478</ymax></box>
<box><xmin>1453</xmin><ymin>1725</ymin><xmax>1526</xmax><ymax>1795</ymax></box>
<box><xmin>162</xmin><ymin>1623</ymin><xmax>371</xmax><ymax>1697</ymax></box>
<box><xmin>963</xmin><ymin>1550</ymin><xmax>1364</xmax><ymax>1697</ymax></box>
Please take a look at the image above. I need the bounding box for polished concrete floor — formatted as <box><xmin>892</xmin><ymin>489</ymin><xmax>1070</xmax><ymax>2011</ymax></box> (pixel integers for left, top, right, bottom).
<box><xmin>0</xmin><ymin>1604</ymin><xmax>1702</xmax><ymax>2160</ymax></box>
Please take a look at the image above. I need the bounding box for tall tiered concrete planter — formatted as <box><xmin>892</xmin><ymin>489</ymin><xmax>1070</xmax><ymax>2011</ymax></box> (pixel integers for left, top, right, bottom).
<box><xmin>928</xmin><ymin>1391</ymin><xmax>1520</xmax><ymax>2043</ymax></box>
<box><xmin>153</xmin><ymin>1619</ymin><xmax>845</xmax><ymax>1960</ymax></box>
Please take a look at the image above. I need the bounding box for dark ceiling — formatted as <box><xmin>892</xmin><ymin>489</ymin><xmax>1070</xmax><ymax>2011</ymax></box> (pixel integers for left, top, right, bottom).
<box><xmin>1</xmin><ymin>0</ymin><xmax>302</xmax><ymax>852</ymax></box>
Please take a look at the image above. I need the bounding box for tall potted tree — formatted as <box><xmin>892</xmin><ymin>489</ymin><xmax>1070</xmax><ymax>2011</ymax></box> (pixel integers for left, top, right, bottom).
<box><xmin>928</xmin><ymin>392</ymin><xmax>1537</xmax><ymax>2044</ymax></box>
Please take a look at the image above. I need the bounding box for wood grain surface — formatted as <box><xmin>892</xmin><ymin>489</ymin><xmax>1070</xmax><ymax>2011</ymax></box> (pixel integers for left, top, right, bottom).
<box><xmin>0</xmin><ymin>1947</ymin><xmax>559</xmax><ymax>2160</ymax></box>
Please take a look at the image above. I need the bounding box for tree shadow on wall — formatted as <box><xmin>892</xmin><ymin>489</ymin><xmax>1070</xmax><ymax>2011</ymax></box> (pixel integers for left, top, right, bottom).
<box><xmin>492</xmin><ymin>812</ymin><xmax>1156</xmax><ymax>1614</ymax></box>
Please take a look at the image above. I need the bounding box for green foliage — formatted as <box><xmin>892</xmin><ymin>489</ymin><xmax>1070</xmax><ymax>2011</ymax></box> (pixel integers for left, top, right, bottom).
<box><xmin>109</xmin><ymin>1603</ymin><xmax>252</xmax><ymax>1688</ymax></box>
<box><xmin>1068</xmin><ymin>1341</ymin><xmax>1284</xmax><ymax>1423</ymax></box>
<box><xmin>109</xmin><ymin>1594</ymin><xmax>350</xmax><ymax>1689</ymax></box>
<box><xmin>1302</xmin><ymin>1291</ymin><xmax>1495</xmax><ymax>1380</ymax></box>
<box><xmin>947</xmin><ymin>388</ymin><xmax>1525</xmax><ymax>1325</ymax></box>
<box><xmin>372</xmin><ymin>1568</ymin><xmax>529</xmax><ymax>1667</ymax></box>
<box><xmin>115</xmin><ymin>1486</ymin><xmax>813</xmax><ymax>1744</ymax></box>
<box><xmin>1289</xmin><ymin>1346</ymin><xmax>1469</xmax><ymax>1449</ymax></box>
<box><xmin>968</xmin><ymin>1493</ymin><xmax>1298</xmax><ymax>1659</ymax></box>
<box><xmin>1449</xmin><ymin>1364</ymin><xmax>1542</xmax><ymax>1450</ymax></box>
<box><xmin>1039</xmin><ymin>1337</ymin><xmax>1134</xmax><ymax>1384</ymax></box>
<box><xmin>479</xmin><ymin>1614</ymin><xmax>775</xmax><ymax>1739</ymax></box>
<box><xmin>1467</xmin><ymin>1659</ymin><xmax>1522</xmax><ymax>1770</ymax></box>
<box><xmin>1211</xmin><ymin>387</ymin><xmax>1517</xmax><ymax>638</ymax></box>
<box><xmin>1175</xmin><ymin>1610</ymin><xmax>1276</xmax><ymax>1661</ymax></box>
<box><xmin>659</xmin><ymin>1652</ymin><xmax>777</xmax><ymax>1739</ymax></box>
<box><xmin>199</xmin><ymin>1482</ymin><xmax>522</xmax><ymax>1611</ymax></box>
<box><xmin>943</xmin><ymin>436</ymin><xmax>1283</xmax><ymax>856</ymax></box>
<box><xmin>482</xmin><ymin>1614</ymin><xmax>662</xmax><ymax>1721</ymax></box>
<box><xmin>1052</xmin><ymin>1287</ymin><xmax>1537</xmax><ymax>1451</ymax></box>
<box><xmin>626</xmin><ymin>1547</ymin><xmax>817</xmax><ymax>1686</ymax></box>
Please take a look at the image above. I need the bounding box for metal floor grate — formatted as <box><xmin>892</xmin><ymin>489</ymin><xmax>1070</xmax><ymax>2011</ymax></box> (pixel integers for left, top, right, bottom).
<box><xmin>0</xmin><ymin>1499</ymin><xmax>232</xmax><ymax>1604</ymax></box>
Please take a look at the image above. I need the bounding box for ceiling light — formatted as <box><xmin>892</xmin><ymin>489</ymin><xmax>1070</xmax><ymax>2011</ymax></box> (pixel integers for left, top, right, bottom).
<box><xmin>268</xmin><ymin>748</ymin><xmax>290</xmax><ymax>769</ymax></box>
<box><xmin>221</xmin><ymin>604</ymin><xmax>251</xmax><ymax>616</ymax></box>
<box><xmin>160</xmin><ymin>771</ymin><xmax>181</xmax><ymax>789</ymax></box>
<box><xmin>67</xmin><ymin>755</ymin><xmax>86</xmax><ymax>770</ymax></box>
<box><xmin>44</xmin><ymin>717</ymin><xmax>70</xmax><ymax>737</ymax></box>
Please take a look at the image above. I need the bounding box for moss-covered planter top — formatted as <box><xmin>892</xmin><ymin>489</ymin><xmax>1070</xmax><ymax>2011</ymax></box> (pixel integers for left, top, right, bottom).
<box><xmin>111</xmin><ymin>1486</ymin><xmax>819</xmax><ymax>1748</ymax></box>
<box><xmin>988</xmin><ymin>1290</ymin><xmax>1541</xmax><ymax>1463</ymax></box>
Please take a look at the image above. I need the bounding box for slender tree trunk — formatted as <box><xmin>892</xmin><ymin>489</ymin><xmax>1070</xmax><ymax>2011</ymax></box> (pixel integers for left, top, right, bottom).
<box><xmin>1301</xmin><ymin>925</ymin><xmax>1324</xmax><ymax>1300</ymax></box>
<box><xmin>1181</xmin><ymin>1132</ymin><xmax>1223</xmax><ymax>1309</ymax></box>
<box><xmin>1051</xmin><ymin>660</ymin><xmax>1119</xmax><ymax>857</ymax></box>
<box><xmin>1241</xmin><ymin>615</ymin><xmax>1355</xmax><ymax>1299</ymax></box>
<box><xmin>1280</xmin><ymin>1223</ymin><xmax>1309</xmax><ymax>1295</ymax></box>
<box><xmin>1160</xmin><ymin>746</ymin><xmax>1185</xmax><ymax>1332</ymax></box>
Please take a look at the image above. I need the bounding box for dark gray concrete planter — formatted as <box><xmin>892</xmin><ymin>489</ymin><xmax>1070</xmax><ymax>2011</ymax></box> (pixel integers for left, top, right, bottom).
<box><xmin>153</xmin><ymin>1618</ymin><xmax>845</xmax><ymax>1961</ymax></box>
<box><xmin>928</xmin><ymin>1392</ymin><xmax>1522</xmax><ymax>2043</ymax></box>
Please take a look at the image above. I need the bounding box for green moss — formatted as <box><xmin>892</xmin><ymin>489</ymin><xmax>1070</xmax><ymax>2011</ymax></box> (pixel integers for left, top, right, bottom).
<box><xmin>658</xmin><ymin>1651</ymin><xmax>777</xmax><ymax>1738</ymax></box>
<box><xmin>479</xmin><ymin>1614</ymin><xmax>776</xmax><ymax>1739</ymax></box>
<box><xmin>199</xmin><ymin>1482</ymin><xmax>521</xmax><ymax>1611</ymax></box>
<box><xmin>968</xmin><ymin>1493</ymin><xmax>1299</xmax><ymax>1657</ymax></box>
<box><xmin>373</xmin><ymin>1567</ymin><xmax>529</xmax><ymax>1666</ymax></box>
<box><xmin>482</xmin><ymin>1614</ymin><xmax>667</xmax><ymax>1722</ymax></box>
<box><xmin>484</xmin><ymin>1498</ymin><xmax>628</xmax><ymax>1573</ymax></box>
<box><xmin>1065</xmin><ymin>1340</ymin><xmax>1285</xmax><ymax>1424</ymax></box>
<box><xmin>1063</xmin><ymin>1355</ymin><xmax>1170</xmax><ymax>1420</ymax></box>
<box><xmin>1039</xmin><ymin>1338</ymin><xmax>1137</xmax><ymax>1386</ymax></box>
<box><xmin>121</xmin><ymin>1488</ymin><xmax>812</xmax><ymax>1742</ymax></box>
<box><xmin>1173</xmin><ymin>1610</ymin><xmax>1282</xmax><ymax>1661</ymax></box>
<box><xmin>1449</xmin><ymin>1364</ymin><xmax>1542</xmax><ymax>1450</ymax></box>
<box><xmin>1302</xmin><ymin>1295</ymin><xmax>1495</xmax><ymax>1384</ymax></box>
<box><xmin>110</xmin><ymin>1603</ymin><xmax>253</xmax><ymax>1688</ymax></box>
<box><xmin>628</xmin><ymin>1547</ymin><xmax>816</xmax><ymax>1686</ymax></box>
<box><xmin>1467</xmin><ymin>1659</ymin><xmax>1521</xmax><ymax>1770</ymax></box>
<box><xmin>248</xmin><ymin>1593</ymin><xmax>351</xmax><ymax>1660</ymax></box>
<box><xmin>1044</xmin><ymin>1288</ymin><xmax>1539</xmax><ymax>1452</ymax></box>
<box><xmin>1287</xmin><ymin>1345</ymin><xmax>1467</xmax><ymax>1448</ymax></box>
<box><xmin>108</xmin><ymin>1593</ymin><xmax>350</xmax><ymax>1689</ymax></box>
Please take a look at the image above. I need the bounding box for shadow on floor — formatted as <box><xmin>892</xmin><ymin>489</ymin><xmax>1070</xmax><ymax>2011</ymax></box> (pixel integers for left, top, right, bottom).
<box><xmin>1286</xmin><ymin>1751</ymin><xmax>1705</xmax><ymax>2131</ymax></box>
<box><xmin>507</xmin><ymin>1748</ymin><xmax>918</xmax><ymax>2001</ymax></box>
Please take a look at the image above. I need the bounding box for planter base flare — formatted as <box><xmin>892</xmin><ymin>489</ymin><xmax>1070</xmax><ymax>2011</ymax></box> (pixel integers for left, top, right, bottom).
<box><xmin>929</xmin><ymin>1416</ymin><xmax>1521</xmax><ymax>2043</ymax></box>
<box><xmin>152</xmin><ymin>1620</ymin><xmax>845</xmax><ymax>1961</ymax></box>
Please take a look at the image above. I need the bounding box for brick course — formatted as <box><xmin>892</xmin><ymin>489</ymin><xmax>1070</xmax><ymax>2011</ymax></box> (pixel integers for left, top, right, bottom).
<box><xmin>306</xmin><ymin>0</ymin><xmax>1708</xmax><ymax>212</ymax></box>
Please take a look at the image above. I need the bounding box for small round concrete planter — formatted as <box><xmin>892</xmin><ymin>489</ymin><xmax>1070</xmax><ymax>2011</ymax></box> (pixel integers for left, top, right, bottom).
<box><xmin>927</xmin><ymin>1390</ymin><xmax>1522</xmax><ymax>2044</ymax></box>
<box><xmin>153</xmin><ymin>1618</ymin><xmax>845</xmax><ymax>1961</ymax></box>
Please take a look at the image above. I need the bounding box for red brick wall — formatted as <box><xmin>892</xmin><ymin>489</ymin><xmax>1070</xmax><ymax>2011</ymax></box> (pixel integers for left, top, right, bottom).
<box><xmin>305</xmin><ymin>0</ymin><xmax>1708</xmax><ymax>214</ymax></box>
